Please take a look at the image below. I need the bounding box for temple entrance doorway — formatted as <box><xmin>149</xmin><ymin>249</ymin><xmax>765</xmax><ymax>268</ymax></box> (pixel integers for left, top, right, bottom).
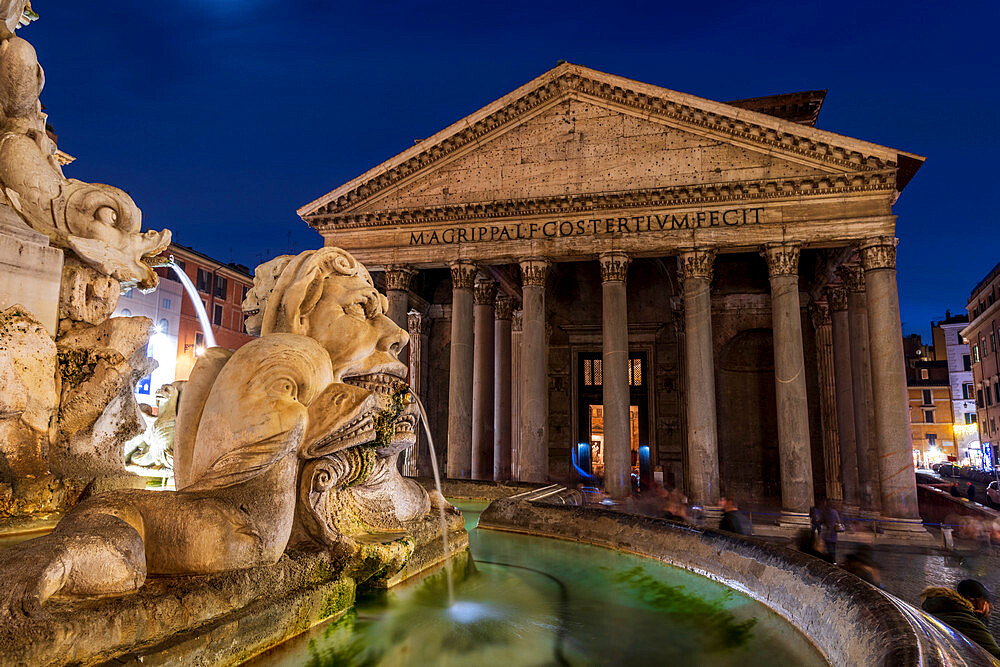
<box><xmin>716</xmin><ymin>328</ymin><xmax>781</xmax><ymax>509</ymax></box>
<box><xmin>576</xmin><ymin>351</ymin><xmax>650</xmax><ymax>485</ymax></box>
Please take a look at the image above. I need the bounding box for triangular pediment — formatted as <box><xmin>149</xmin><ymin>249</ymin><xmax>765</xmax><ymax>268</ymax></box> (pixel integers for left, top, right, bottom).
<box><xmin>300</xmin><ymin>63</ymin><xmax>923</xmax><ymax>227</ymax></box>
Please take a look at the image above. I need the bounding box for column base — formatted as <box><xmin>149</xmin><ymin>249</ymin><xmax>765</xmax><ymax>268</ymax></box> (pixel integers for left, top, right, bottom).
<box><xmin>700</xmin><ymin>507</ymin><xmax>723</xmax><ymax>529</ymax></box>
<box><xmin>875</xmin><ymin>517</ymin><xmax>936</xmax><ymax>545</ymax></box>
<box><xmin>840</xmin><ymin>503</ymin><xmax>860</xmax><ymax>517</ymax></box>
<box><xmin>778</xmin><ymin>511</ymin><xmax>811</xmax><ymax>527</ymax></box>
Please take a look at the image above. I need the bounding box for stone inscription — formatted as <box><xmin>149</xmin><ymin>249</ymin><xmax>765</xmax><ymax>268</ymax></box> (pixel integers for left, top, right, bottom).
<box><xmin>408</xmin><ymin>207</ymin><xmax>764</xmax><ymax>246</ymax></box>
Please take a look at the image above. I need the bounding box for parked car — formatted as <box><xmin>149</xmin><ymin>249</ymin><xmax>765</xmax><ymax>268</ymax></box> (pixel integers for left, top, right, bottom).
<box><xmin>936</xmin><ymin>463</ymin><xmax>958</xmax><ymax>478</ymax></box>
<box><xmin>988</xmin><ymin>481</ymin><xmax>1000</xmax><ymax>508</ymax></box>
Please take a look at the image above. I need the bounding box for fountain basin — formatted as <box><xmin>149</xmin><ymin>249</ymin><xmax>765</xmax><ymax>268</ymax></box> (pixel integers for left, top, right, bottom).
<box><xmin>255</xmin><ymin>499</ymin><xmax>826</xmax><ymax>666</ymax></box>
<box><xmin>476</xmin><ymin>495</ymin><xmax>995</xmax><ymax>666</ymax></box>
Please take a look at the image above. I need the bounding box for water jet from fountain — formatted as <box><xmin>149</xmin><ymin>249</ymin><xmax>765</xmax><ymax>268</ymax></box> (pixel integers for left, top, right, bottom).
<box><xmin>411</xmin><ymin>393</ymin><xmax>454</xmax><ymax>606</ymax></box>
<box><xmin>168</xmin><ymin>259</ymin><xmax>216</xmax><ymax>349</ymax></box>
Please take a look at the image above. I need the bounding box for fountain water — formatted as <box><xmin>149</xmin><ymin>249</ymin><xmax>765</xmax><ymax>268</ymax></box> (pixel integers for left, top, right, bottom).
<box><xmin>169</xmin><ymin>259</ymin><xmax>216</xmax><ymax>349</ymax></box>
<box><xmin>411</xmin><ymin>393</ymin><xmax>454</xmax><ymax>605</ymax></box>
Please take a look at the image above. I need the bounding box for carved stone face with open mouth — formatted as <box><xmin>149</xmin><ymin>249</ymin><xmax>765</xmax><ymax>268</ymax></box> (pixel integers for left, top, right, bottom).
<box><xmin>342</xmin><ymin>371</ymin><xmax>418</xmax><ymax>456</ymax></box>
<box><xmin>302</xmin><ymin>382</ymin><xmax>381</xmax><ymax>459</ymax></box>
<box><xmin>255</xmin><ymin>247</ymin><xmax>416</xmax><ymax>457</ymax></box>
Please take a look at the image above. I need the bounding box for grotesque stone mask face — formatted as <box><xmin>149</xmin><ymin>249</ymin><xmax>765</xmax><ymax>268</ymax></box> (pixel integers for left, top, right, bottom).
<box><xmin>242</xmin><ymin>255</ymin><xmax>293</xmax><ymax>337</ymax></box>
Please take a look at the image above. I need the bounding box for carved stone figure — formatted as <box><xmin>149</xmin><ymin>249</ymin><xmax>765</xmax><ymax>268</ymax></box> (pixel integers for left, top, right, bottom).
<box><xmin>0</xmin><ymin>4</ymin><xmax>169</xmax><ymax>290</ymax></box>
<box><xmin>0</xmin><ymin>4</ymin><xmax>173</xmax><ymax>521</ymax></box>
<box><xmin>124</xmin><ymin>382</ymin><xmax>184</xmax><ymax>475</ymax></box>
<box><xmin>0</xmin><ymin>247</ymin><xmax>432</xmax><ymax>619</ymax></box>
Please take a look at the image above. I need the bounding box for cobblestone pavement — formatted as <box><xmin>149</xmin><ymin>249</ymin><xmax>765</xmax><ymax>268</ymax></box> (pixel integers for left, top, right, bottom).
<box><xmin>866</xmin><ymin>546</ymin><xmax>1000</xmax><ymax>637</ymax></box>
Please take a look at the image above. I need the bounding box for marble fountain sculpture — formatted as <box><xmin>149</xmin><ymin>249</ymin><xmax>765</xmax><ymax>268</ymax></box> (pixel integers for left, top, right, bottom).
<box><xmin>0</xmin><ymin>0</ymin><xmax>171</xmax><ymax>522</ymax></box>
<box><xmin>0</xmin><ymin>6</ymin><xmax>464</xmax><ymax>663</ymax></box>
<box><xmin>0</xmin><ymin>246</ymin><xmax>467</xmax><ymax>663</ymax></box>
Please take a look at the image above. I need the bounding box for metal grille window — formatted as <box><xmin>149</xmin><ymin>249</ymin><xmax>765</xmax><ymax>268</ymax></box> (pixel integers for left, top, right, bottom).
<box><xmin>584</xmin><ymin>359</ymin><xmax>603</xmax><ymax>386</ymax></box>
<box><xmin>628</xmin><ymin>358</ymin><xmax>643</xmax><ymax>386</ymax></box>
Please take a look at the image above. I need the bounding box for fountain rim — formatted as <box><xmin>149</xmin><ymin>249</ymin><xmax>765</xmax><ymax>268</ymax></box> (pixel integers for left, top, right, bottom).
<box><xmin>474</xmin><ymin>494</ymin><xmax>992</xmax><ymax>667</ymax></box>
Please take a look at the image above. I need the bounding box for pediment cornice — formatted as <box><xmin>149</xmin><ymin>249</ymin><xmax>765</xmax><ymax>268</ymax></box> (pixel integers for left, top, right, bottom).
<box><xmin>299</xmin><ymin>64</ymin><xmax>921</xmax><ymax>226</ymax></box>
<box><xmin>308</xmin><ymin>168</ymin><xmax>896</xmax><ymax>231</ymax></box>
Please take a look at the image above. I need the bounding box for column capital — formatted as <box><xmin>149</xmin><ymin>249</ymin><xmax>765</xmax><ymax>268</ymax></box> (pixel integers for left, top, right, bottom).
<box><xmin>859</xmin><ymin>236</ymin><xmax>898</xmax><ymax>271</ymax></box>
<box><xmin>450</xmin><ymin>261</ymin><xmax>478</xmax><ymax>289</ymax></box>
<box><xmin>836</xmin><ymin>264</ymin><xmax>866</xmax><ymax>293</ymax></box>
<box><xmin>495</xmin><ymin>295</ymin><xmax>515</xmax><ymax>320</ymax></box>
<box><xmin>519</xmin><ymin>259</ymin><xmax>550</xmax><ymax>287</ymax></box>
<box><xmin>473</xmin><ymin>278</ymin><xmax>498</xmax><ymax>306</ymax></box>
<box><xmin>678</xmin><ymin>248</ymin><xmax>716</xmax><ymax>282</ymax></box>
<box><xmin>384</xmin><ymin>265</ymin><xmax>416</xmax><ymax>292</ymax></box>
<box><xmin>760</xmin><ymin>242</ymin><xmax>800</xmax><ymax>278</ymax></box>
<box><xmin>809</xmin><ymin>300</ymin><xmax>831</xmax><ymax>329</ymax></box>
<box><xmin>826</xmin><ymin>285</ymin><xmax>848</xmax><ymax>312</ymax></box>
<box><xmin>598</xmin><ymin>252</ymin><xmax>631</xmax><ymax>282</ymax></box>
<box><xmin>406</xmin><ymin>309</ymin><xmax>426</xmax><ymax>335</ymax></box>
<box><xmin>512</xmin><ymin>309</ymin><xmax>523</xmax><ymax>332</ymax></box>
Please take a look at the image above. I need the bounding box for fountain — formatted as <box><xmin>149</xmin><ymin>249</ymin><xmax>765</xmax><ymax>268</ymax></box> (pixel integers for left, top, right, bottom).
<box><xmin>0</xmin><ymin>6</ymin><xmax>992</xmax><ymax>666</ymax></box>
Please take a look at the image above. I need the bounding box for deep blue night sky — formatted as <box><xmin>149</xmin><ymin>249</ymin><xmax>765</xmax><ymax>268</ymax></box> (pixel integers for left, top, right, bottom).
<box><xmin>26</xmin><ymin>1</ymin><xmax>998</xmax><ymax>338</ymax></box>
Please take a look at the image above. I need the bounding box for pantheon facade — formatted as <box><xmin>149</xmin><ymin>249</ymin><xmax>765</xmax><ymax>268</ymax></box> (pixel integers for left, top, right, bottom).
<box><xmin>298</xmin><ymin>64</ymin><xmax>925</xmax><ymax>527</ymax></box>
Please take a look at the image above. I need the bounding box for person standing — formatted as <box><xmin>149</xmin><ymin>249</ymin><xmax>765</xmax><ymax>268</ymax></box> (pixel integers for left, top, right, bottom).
<box><xmin>718</xmin><ymin>497</ymin><xmax>753</xmax><ymax>536</ymax></box>
<box><xmin>968</xmin><ymin>482</ymin><xmax>977</xmax><ymax>504</ymax></box>
<box><xmin>820</xmin><ymin>500</ymin><xmax>842</xmax><ymax>563</ymax></box>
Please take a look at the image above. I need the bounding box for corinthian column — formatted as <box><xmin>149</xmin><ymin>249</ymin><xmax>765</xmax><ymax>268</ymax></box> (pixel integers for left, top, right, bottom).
<box><xmin>811</xmin><ymin>301</ymin><xmax>841</xmax><ymax>502</ymax></box>
<box><xmin>402</xmin><ymin>310</ymin><xmax>428</xmax><ymax>477</ymax></box>
<box><xmin>599</xmin><ymin>252</ymin><xmax>632</xmax><ymax>498</ymax></box>
<box><xmin>472</xmin><ymin>277</ymin><xmax>498</xmax><ymax>480</ymax></box>
<box><xmin>511</xmin><ymin>309</ymin><xmax>523</xmax><ymax>479</ymax></box>
<box><xmin>860</xmin><ymin>237</ymin><xmax>920</xmax><ymax>522</ymax></box>
<box><xmin>761</xmin><ymin>243</ymin><xmax>814</xmax><ymax>516</ymax></box>
<box><xmin>827</xmin><ymin>285</ymin><xmax>860</xmax><ymax>511</ymax></box>
<box><xmin>839</xmin><ymin>264</ymin><xmax>879</xmax><ymax>515</ymax></box>
<box><xmin>384</xmin><ymin>265</ymin><xmax>415</xmax><ymax>330</ymax></box>
<box><xmin>519</xmin><ymin>259</ymin><xmax>550</xmax><ymax>483</ymax></box>
<box><xmin>494</xmin><ymin>295</ymin><xmax>514</xmax><ymax>481</ymax></box>
<box><xmin>679</xmin><ymin>249</ymin><xmax>719</xmax><ymax>506</ymax></box>
<box><xmin>447</xmin><ymin>261</ymin><xmax>477</xmax><ymax>479</ymax></box>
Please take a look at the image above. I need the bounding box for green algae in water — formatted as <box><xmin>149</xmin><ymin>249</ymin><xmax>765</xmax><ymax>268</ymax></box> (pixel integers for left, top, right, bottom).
<box><xmin>251</xmin><ymin>516</ymin><xmax>824</xmax><ymax>667</ymax></box>
<box><xmin>610</xmin><ymin>566</ymin><xmax>757</xmax><ymax>650</ymax></box>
